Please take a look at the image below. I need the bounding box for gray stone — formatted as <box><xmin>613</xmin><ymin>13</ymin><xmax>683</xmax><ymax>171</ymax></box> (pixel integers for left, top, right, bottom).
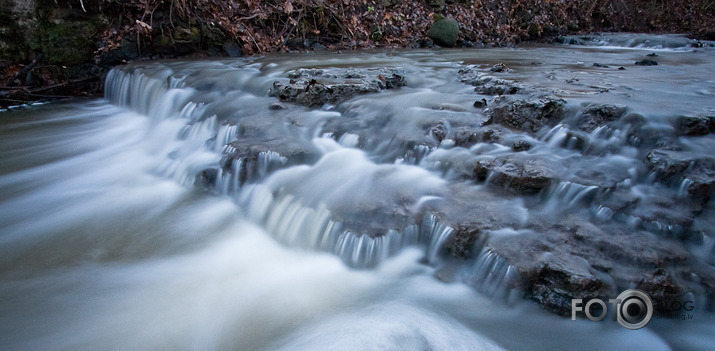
<box><xmin>271</xmin><ymin>67</ymin><xmax>406</xmax><ymax>107</ymax></box>
<box><xmin>473</xmin><ymin>155</ymin><xmax>559</xmax><ymax>195</ymax></box>
<box><xmin>644</xmin><ymin>149</ymin><xmax>693</xmax><ymax>182</ymax></box>
<box><xmin>489</xmin><ymin>97</ymin><xmax>566</xmax><ymax>134</ymax></box>
<box><xmin>676</xmin><ymin>116</ymin><xmax>711</xmax><ymax>136</ymax></box>
<box><xmin>578</xmin><ymin>103</ymin><xmax>628</xmax><ymax>132</ymax></box>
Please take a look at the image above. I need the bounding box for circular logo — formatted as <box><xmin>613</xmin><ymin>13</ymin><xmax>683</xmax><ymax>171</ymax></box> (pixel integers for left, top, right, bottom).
<box><xmin>615</xmin><ymin>289</ymin><xmax>653</xmax><ymax>330</ymax></box>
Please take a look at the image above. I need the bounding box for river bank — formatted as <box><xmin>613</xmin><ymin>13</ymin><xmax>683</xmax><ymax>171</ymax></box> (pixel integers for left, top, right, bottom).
<box><xmin>2</xmin><ymin>0</ymin><xmax>715</xmax><ymax>107</ymax></box>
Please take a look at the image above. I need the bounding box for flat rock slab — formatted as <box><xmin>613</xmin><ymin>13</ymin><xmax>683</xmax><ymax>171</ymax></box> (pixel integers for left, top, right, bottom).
<box><xmin>488</xmin><ymin>97</ymin><xmax>566</xmax><ymax>134</ymax></box>
<box><xmin>271</xmin><ymin>67</ymin><xmax>406</xmax><ymax>107</ymax></box>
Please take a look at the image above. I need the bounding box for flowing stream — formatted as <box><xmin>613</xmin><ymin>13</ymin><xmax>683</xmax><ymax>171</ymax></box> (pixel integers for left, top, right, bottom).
<box><xmin>2</xmin><ymin>34</ymin><xmax>715</xmax><ymax>350</ymax></box>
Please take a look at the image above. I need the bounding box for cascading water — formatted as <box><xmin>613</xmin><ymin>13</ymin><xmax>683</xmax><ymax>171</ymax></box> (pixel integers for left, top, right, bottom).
<box><xmin>2</xmin><ymin>35</ymin><xmax>715</xmax><ymax>350</ymax></box>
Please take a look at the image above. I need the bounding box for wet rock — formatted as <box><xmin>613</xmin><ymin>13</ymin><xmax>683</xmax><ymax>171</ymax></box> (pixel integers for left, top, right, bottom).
<box><xmin>444</xmin><ymin>221</ymin><xmax>486</xmax><ymax>259</ymax></box>
<box><xmin>596</xmin><ymin>184</ymin><xmax>704</xmax><ymax>237</ymax></box>
<box><xmin>489</xmin><ymin>97</ymin><xmax>566</xmax><ymax>134</ymax></box>
<box><xmin>268</xmin><ymin>102</ymin><xmax>287</xmax><ymax>110</ymax></box>
<box><xmin>490</xmin><ymin>63</ymin><xmax>509</xmax><ymax>72</ymax></box>
<box><xmin>427</xmin><ymin>18</ymin><xmax>459</xmax><ymax>47</ymax></box>
<box><xmin>627</xmin><ymin>122</ymin><xmax>678</xmax><ymax>149</ymax></box>
<box><xmin>473</xmin><ymin>155</ymin><xmax>559</xmax><ymax>195</ymax></box>
<box><xmin>221</xmin><ymin>137</ymin><xmax>318</xmax><ymax>185</ymax></box>
<box><xmin>594</xmin><ymin>188</ymin><xmax>641</xmax><ymax>215</ymax></box>
<box><xmin>473</xmin><ymin>98</ymin><xmax>487</xmax><ymax>108</ymax></box>
<box><xmin>630</xmin><ymin>196</ymin><xmax>700</xmax><ymax>235</ymax></box>
<box><xmin>271</xmin><ymin>67</ymin><xmax>406</xmax><ymax>107</ymax></box>
<box><xmin>527</xmin><ymin>254</ymin><xmax>614</xmax><ymax>317</ymax></box>
<box><xmin>681</xmin><ymin>160</ymin><xmax>715</xmax><ymax>203</ymax></box>
<box><xmin>453</xmin><ymin>126</ymin><xmax>480</xmax><ymax>147</ymax></box>
<box><xmin>477</xmin><ymin>82</ymin><xmax>521</xmax><ymax>95</ymax></box>
<box><xmin>592</xmin><ymin>63</ymin><xmax>609</xmax><ymax>68</ymax></box>
<box><xmin>511</xmin><ymin>140</ymin><xmax>532</xmax><ymax>152</ymax></box>
<box><xmin>458</xmin><ymin>67</ymin><xmax>522</xmax><ymax>95</ymax></box>
<box><xmin>429</xmin><ymin>184</ymin><xmax>531</xmax><ymax>259</ymax></box>
<box><xmin>637</xmin><ymin>272</ymin><xmax>686</xmax><ymax>313</ymax></box>
<box><xmin>428</xmin><ymin>123</ymin><xmax>448</xmax><ymax>142</ymax></box>
<box><xmin>196</xmin><ymin>168</ymin><xmax>219</xmax><ymax>190</ymax></box>
<box><xmin>644</xmin><ymin>149</ymin><xmax>692</xmax><ymax>182</ymax></box>
<box><xmin>577</xmin><ymin>103</ymin><xmax>627</xmax><ymax>132</ymax></box>
<box><xmin>567</xmin><ymin>166</ymin><xmax>630</xmax><ymax>192</ymax></box>
<box><xmin>676</xmin><ymin>116</ymin><xmax>711</xmax><ymax>136</ymax></box>
<box><xmin>479</xmin><ymin>127</ymin><xmax>503</xmax><ymax>143</ymax></box>
<box><xmin>635</xmin><ymin>59</ymin><xmax>658</xmax><ymax>66</ymax></box>
<box><xmin>481</xmin><ymin>219</ymin><xmax>705</xmax><ymax>315</ymax></box>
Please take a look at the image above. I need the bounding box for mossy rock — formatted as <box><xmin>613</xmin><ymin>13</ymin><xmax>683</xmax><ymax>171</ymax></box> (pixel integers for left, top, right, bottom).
<box><xmin>428</xmin><ymin>18</ymin><xmax>459</xmax><ymax>47</ymax></box>
<box><xmin>35</xmin><ymin>18</ymin><xmax>106</xmax><ymax>66</ymax></box>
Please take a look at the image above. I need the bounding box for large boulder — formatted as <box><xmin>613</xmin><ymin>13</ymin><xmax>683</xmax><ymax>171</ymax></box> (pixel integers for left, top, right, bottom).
<box><xmin>427</xmin><ymin>18</ymin><xmax>459</xmax><ymax>47</ymax></box>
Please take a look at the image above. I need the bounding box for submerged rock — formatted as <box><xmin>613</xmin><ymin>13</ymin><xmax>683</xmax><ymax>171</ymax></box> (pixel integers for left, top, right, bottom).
<box><xmin>271</xmin><ymin>67</ymin><xmax>406</xmax><ymax>107</ymax></box>
<box><xmin>635</xmin><ymin>59</ymin><xmax>658</xmax><ymax>66</ymax></box>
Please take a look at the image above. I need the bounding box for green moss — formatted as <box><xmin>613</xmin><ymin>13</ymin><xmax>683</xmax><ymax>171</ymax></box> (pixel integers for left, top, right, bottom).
<box><xmin>173</xmin><ymin>26</ymin><xmax>200</xmax><ymax>43</ymax></box>
<box><xmin>428</xmin><ymin>18</ymin><xmax>459</xmax><ymax>47</ymax></box>
<box><xmin>32</xmin><ymin>15</ymin><xmax>108</xmax><ymax>66</ymax></box>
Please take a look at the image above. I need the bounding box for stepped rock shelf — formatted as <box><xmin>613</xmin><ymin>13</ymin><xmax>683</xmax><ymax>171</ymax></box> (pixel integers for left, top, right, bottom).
<box><xmin>104</xmin><ymin>36</ymin><xmax>715</xmax><ymax>317</ymax></box>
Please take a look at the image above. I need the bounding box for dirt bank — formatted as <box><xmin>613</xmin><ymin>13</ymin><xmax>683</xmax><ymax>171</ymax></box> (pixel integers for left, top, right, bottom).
<box><xmin>1</xmin><ymin>0</ymin><xmax>714</xmax><ymax>107</ymax></box>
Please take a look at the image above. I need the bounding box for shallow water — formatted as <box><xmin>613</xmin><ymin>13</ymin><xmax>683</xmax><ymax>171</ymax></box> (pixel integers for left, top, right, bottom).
<box><xmin>2</xmin><ymin>34</ymin><xmax>715</xmax><ymax>350</ymax></box>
